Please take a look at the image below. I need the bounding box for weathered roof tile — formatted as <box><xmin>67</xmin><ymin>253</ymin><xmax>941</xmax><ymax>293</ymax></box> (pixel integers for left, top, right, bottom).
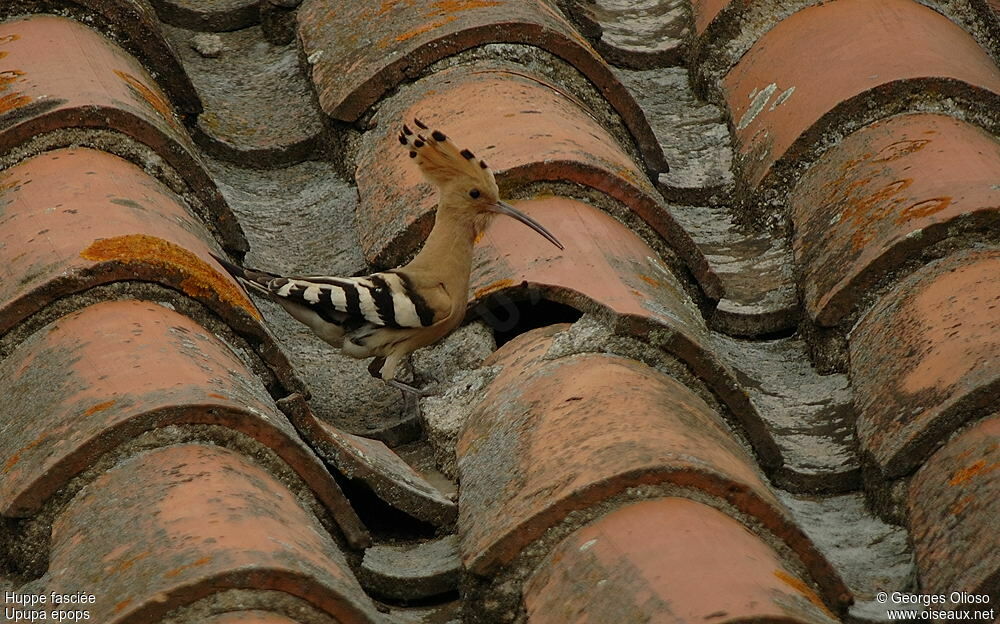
<box><xmin>278</xmin><ymin>392</ymin><xmax>457</xmax><ymax>528</ymax></box>
<box><xmin>150</xmin><ymin>0</ymin><xmax>261</xmax><ymax>31</ymax></box>
<box><xmin>908</xmin><ymin>414</ymin><xmax>999</xmax><ymax>600</ymax></box>
<box><xmin>0</xmin><ymin>300</ymin><xmax>369</xmax><ymax>547</ymax></box>
<box><xmin>792</xmin><ymin>113</ymin><xmax>1000</xmax><ymax>327</ymax></box>
<box><xmin>0</xmin><ymin>147</ymin><xmax>303</xmax><ymax>395</ymax></box>
<box><xmin>20</xmin><ymin>444</ymin><xmax>380</xmax><ymax>623</ymax></box>
<box><xmin>0</xmin><ymin>0</ymin><xmax>202</xmax><ymax>114</ymax></box>
<box><xmin>0</xmin><ymin>15</ymin><xmax>246</xmax><ymax>253</ymax></box>
<box><xmin>850</xmin><ymin>248</ymin><xmax>1000</xmax><ymax>479</ymax></box>
<box><xmin>297</xmin><ymin>0</ymin><xmax>668</xmax><ymax>172</ymax></box>
<box><xmin>721</xmin><ymin>0</ymin><xmax>1000</xmax><ymax>193</ymax></box>
<box><xmin>458</xmin><ymin>327</ymin><xmax>849</xmax><ymax>615</ymax></box>
<box><xmin>525</xmin><ymin>497</ymin><xmax>840</xmax><ymax>624</ymax></box>
<box><xmin>470</xmin><ymin>196</ymin><xmax>782</xmax><ymax>470</ymax></box>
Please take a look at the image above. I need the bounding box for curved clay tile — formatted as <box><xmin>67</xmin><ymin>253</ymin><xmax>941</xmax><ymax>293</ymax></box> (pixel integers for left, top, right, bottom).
<box><xmin>792</xmin><ymin>113</ymin><xmax>1000</xmax><ymax>327</ymax></box>
<box><xmin>21</xmin><ymin>444</ymin><xmax>381</xmax><ymax>623</ymax></box>
<box><xmin>355</xmin><ymin>61</ymin><xmax>717</xmax><ymax>296</ymax></box>
<box><xmin>525</xmin><ymin>498</ymin><xmax>841</xmax><ymax>624</ymax></box>
<box><xmin>0</xmin><ymin>147</ymin><xmax>302</xmax><ymax>395</ymax></box>
<box><xmin>278</xmin><ymin>393</ymin><xmax>458</xmax><ymax>528</ymax></box>
<box><xmin>0</xmin><ymin>0</ymin><xmax>202</xmax><ymax>114</ymax></box>
<box><xmin>297</xmin><ymin>0</ymin><xmax>669</xmax><ymax>173</ymax></box>
<box><xmin>0</xmin><ymin>15</ymin><xmax>246</xmax><ymax>253</ymax></box>
<box><xmin>0</xmin><ymin>300</ymin><xmax>369</xmax><ymax>548</ymax></box>
<box><xmin>908</xmin><ymin>414</ymin><xmax>999</xmax><ymax>602</ymax></box>
<box><xmin>689</xmin><ymin>0</ymin><xmax>1000</xmax><ymax>99</ymax></box>
<box><xmin>149</xmin><ymin>0</ymin><xmax>261</xmax><ymax>31</ymax></box>
<box><xmin>457</xmin><ymin>327</ymin><xmax>850</xmax><ymax>617</ymax></box>
<box><xmin>850</xmin><ymin>248</ymin><xmax>1000</xmax><ymax>480</ymax></box>
<box><xmin>469</xmin><ymin>195</ymin><xmax>781</xmax><ymax>468</ymax></box>
<box><xmin>720</xmin><ymin>0</ymin><xmax>1000</xmax><ymax>194</ymax></box>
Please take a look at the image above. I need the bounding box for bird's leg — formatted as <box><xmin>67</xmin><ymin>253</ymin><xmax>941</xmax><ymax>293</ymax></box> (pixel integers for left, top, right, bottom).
<box><xmin>369</xmin><ymin>355</ymin><xmax>433</xmax><ymax>397</ymax></box>
<box><xmin>368</xmin><ymin>357</ymin><xmax>431</xmax><ymax>421</ymax></box>
<box><xmin>386</xmin><ymin>378</ymin><xmax>433</xmax><ymax>398</ymax></box>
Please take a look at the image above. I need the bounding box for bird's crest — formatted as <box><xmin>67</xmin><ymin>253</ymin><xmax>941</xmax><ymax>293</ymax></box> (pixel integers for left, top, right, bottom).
<box><xmin>398</xmin><ymin>118</ymin><xmax>497</xmax><ymax>191</ymax></box>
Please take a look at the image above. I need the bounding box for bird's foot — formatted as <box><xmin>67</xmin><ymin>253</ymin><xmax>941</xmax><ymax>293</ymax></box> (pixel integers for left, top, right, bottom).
<box><xmin>386</xmin><ymin>379</ymin><xmax>434</xmax><ymax>398</ymax></box>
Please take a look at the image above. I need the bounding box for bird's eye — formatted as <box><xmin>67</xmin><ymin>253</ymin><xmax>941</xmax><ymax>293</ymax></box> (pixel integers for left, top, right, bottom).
<box><xmin>469</xmin><ymin>189</ymin><xmax>481</xmax><ymax>199</ymax></box>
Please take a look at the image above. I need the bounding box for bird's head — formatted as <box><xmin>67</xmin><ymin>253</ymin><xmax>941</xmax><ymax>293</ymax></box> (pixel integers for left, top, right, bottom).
<box><xmin>399</xmin><ymin>119</ymin><xmax>563</xmax><ymax>250</ymax></box>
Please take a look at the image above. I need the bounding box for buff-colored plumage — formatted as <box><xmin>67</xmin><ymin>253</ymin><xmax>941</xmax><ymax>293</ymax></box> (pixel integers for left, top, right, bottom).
<box><xmin>215</xmin><ymin>119</ymin><xmax>563</xmax><ymax>396</ymax></box>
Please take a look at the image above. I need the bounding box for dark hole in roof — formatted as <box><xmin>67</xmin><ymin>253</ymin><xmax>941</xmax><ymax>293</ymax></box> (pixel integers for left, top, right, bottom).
<box><xmin>473</xmin><ymin>291</ymin><xmax>582</xmax><ymax>347</ymax></box>
<box><xmin>331</xmin><ymin>472</ymin><xmax>437</xmax><ymax>542</ymax></box>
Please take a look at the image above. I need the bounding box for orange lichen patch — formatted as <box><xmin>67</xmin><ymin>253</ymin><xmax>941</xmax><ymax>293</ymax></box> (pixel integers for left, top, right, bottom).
<box><xmin>113</xmin><ymin>69</ymin><xmax>175</xmax><ymax>123</ymax></box>
<box><xmin>377</xmin><ymin>0</ymin><xmax>410</xmax><ymax>15</ymax></box>
<box><xmin>0</xmin><ymin>176</ymin><xmax>21</xmax><ymax>194</ymax></box>
<box><xmin>638</xmin><ymin>274</ymin><xmax>664</xmax><ymax>288</ymax></box>
<box><xmin>80</xmin><ymin>234</ymin><xmax>261</xmax><ymax>320</ymax></box>
<box><xmin>873</xmin><ymin>138</ymin><xmax>931</xmax><ymax>162</ymax></box>
<box><xmin>106</xmin><ymin>550</ymin><xmax>151</xmax><ymax>574</ymax></box>
<box><xmin>0</xmin><ymin>91</ymin><xmax>30</xmax><ymax>115</ymax></box>
<box><xmin>949</xmin><ymin>459</ymin><xmax>999</xmax><ymax>486</ymax></box>
<box><xmin>895</xmin><ymin>197</ymin><xmax>952</xmax><ymax>223</ymax></box>
<box><xmin>83</xmin><ymin>399</ymin><xmax>116</xmax><ymax>417</ymax></box>
<box><xmin>430</xmin><ymin>0</ymin><xmax>503</xmax><ymax>12</ymax></box>
<box><xmin>0</xmin><ymin>70</ymin><xmax>29</xmax><ymax>114</ymax></box>
<box><xmin>2</xmin><ymin>436</ymin><xmax>45</xmax><ymax>474</ymax></box>
<box><xmin>392</xmin><ymin>15</ymin><xmax>457</xmax><ymax>43</ymax></box>
<box><xmin>474</xmin><ymin>278</ymin><xmax>516</xmax><ymax>299</ymax></box>
<box><xmin>0</xmin><ymin>34</ymin><xmax>19</xmax><ymax>45</ymax></box>
<box><xmin>773</xmin><ymin>569</ymin><xmax>834</xmax><ymax>617</ymax></box>
<box><xmin>113</xmin><ymin>599</ymin><xmax>132</xmax><ymax>613</ymax></box>
<box><xmin>163</xmin><ymin>555</ymin><xmax>211</xmax><ymax>578</ymax></box>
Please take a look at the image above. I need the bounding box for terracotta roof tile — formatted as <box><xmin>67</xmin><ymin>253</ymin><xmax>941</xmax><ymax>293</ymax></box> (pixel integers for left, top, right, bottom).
<box><xmin>850</xmin><ymin>249</ymin><xmax>1000</xmax><ymax>479</ymax></box>
<box><xmin>469</xmin><ymin>195</ymin><xmax>782</xmax><ymax>469</ymax></box>
<box><xmin>6</xmin><ymin>0</ymin><xmax>997</xmax><ymax>618</ymax></box>
<box><xmin>0</xmin><ymin>0</ymin><xmax>202</xmax><ymax>114</ymax></box>
<box><xmin>0</xmin><ymin>147</ymin><xmax>304</xmax><ymax>394</ymax></box>
<box><xmin>0</xmin><ymin>148</ymin><xmax>248</xmax><ymax>324</ymax></box>
<box><xmin>692</xmin><ymin>0</ymin><xmax>1000</xmax><ymax>102</ymax></box>
<box><xmin>297</xmin><ymin>0</ymin><xmax>668</xmax><ymax>172</ymax></box>
<box><xmin>359</xmin><ymin>534</ymin><xmax>460</xmax><ymax>601</ymax></box>
<box><xmin>457</xmin><ymin>327</ymin><xmax>849</xmax><ymax>614</ymax></box>
<box><xmin>0</xmin><ymin>15</ymin><xmax>246</xmax><ymax>253</ymax></box>
<box><xmin>21</xmin><ymin>444</ymin><xmax>380</xmax><ymax>623</ymax></box>
<box><xmin>908</xmin><ymin>414</ymin><xmax>999</xmax><ymax>600</ymax></box>
<box><xmin>792</xmin><ymin>113</ymin><xmax>1000</xmax><ymax>327</ymax></box>
<box><xmin>0</xmin><ymin>300</ymin><xmax>368</xmax><ymax>547</ymax></box>
<box><xmin>356</xmin><ymin>62</ymin><xmax>716</xmax><ymax>293</ymax></box>
<box><xmin>721</xmin><ymin>0</ymin><xmax>1000</xmax><ymax>193</ymax></box>
<box><xmin>524</xmin><ymin>497</ymin><xmax>839</xmax><ymax>624</ymax></box>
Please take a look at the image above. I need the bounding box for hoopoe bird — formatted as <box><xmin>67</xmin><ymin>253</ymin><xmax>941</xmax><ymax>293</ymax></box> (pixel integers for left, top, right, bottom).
<box><xmin>213</xmin><ymin>119</ymin><xmax>563</xmax><ymax>397</ymax></box>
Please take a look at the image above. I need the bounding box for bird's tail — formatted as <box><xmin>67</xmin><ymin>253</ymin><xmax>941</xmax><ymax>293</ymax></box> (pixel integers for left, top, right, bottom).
<box><xmin>209</xmin><ymin>252</ymin><xmax>277</xmax><ymax>296</ymax></box>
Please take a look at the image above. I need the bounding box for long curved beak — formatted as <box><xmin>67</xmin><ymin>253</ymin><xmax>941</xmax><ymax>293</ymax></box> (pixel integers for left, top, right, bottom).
<box><xmin>491</xmin><ymin>201</ymin><xmax>564</xmax><ymax>250</ymax></box>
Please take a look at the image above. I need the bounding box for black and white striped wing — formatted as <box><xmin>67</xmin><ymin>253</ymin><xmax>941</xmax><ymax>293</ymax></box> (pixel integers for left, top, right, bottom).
<box><xmin>266</xmin><ymin>271</ymin><xmax>437</xmax><ymax>329</ymax></box>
